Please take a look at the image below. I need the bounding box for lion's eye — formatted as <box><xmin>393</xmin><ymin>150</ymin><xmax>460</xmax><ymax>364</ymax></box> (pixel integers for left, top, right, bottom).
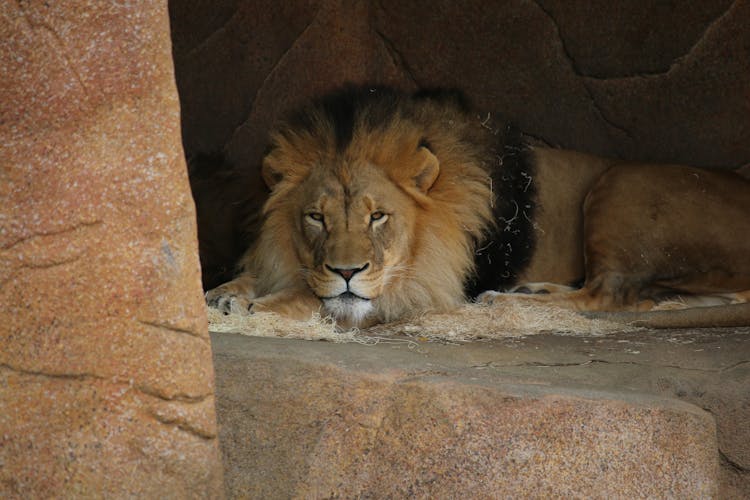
<box><xmin>306</xmin><ymin>212</ymin><xmax>324</xmax><ymax>223</ymax></box>
<box><xmin>370</xmin><ymin>211</ymin><xmax>387</xmax><ymax>223</ymax></box>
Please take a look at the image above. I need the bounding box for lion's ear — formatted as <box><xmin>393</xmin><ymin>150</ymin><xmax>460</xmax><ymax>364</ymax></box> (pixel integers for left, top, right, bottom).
<box><xmin>261</xmin><ymin>155</ymin><xmax>285</xmax><ymax>190</ymax></box>
<box><xmin>411</xmin><ymin>146</ymin><xmax>440</xmax><ymax>193</ymax></box>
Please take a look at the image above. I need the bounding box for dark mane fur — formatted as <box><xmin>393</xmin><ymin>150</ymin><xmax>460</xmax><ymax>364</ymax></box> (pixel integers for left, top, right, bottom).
<box><xmin>465</xmin><ymin>126</ymin><xmax>537</xmax><ymax>297</ymax></box>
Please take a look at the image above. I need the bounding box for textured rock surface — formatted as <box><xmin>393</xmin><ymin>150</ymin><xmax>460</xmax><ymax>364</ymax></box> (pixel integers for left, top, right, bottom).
<box><xmin>0</xmin><ymin>1</ymin><xmax>223</xmax><ymax>496</ymax></box>
<box><xmin>213</xmin><ymin>328</ymin><xmax>750</xmax><ymax>498</ymax></box>
<box><xmin>170</xmin><ymin>0</ymin><xmax>750</xmax><ymax>169</ymax></box>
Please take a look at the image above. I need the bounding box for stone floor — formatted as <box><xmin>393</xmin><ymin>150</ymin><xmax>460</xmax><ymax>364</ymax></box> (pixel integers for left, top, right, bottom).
<box><xmin>211</xmin><ymin>327</ymin><xmax>750</xmax><ymax>498</ymax></box>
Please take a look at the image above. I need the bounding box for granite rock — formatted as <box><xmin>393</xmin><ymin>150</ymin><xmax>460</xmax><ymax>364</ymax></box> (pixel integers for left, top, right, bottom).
<box><xmin>0</xmin><ymin>1</ymin><xmax>223</xmax><ymax>496</ymax></box>
<box><xmin>212</xmin><ymin>332</ymin><xmax>738</xmax><ymax>498</ymax></box>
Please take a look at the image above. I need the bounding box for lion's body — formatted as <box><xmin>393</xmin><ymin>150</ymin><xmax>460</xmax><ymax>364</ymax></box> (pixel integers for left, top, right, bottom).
<box><xmin>480</xmin><ymin>148</ymin><xmax>750</xmax><ymax>327</ymax></box>
<box><xmin>206</xmin><ymin>86</ymin><xmax>750</xmax><ymax>329</ymax></box>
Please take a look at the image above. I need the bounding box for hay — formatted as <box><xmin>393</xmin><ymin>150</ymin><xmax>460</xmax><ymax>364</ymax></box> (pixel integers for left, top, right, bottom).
<box><xmin>207</xmin><ymin>299</ymin><xmax>638</xmax><ymax>344</ymax></box>
<box><xmin>370</xmin><ymin>302</ymin><xmax>638</xmax><ymax>340</ymax></box>
<box><xmin>207</xmin><ymin>308</ymin><xmax>357</xmax><ymax>342</ymax></box>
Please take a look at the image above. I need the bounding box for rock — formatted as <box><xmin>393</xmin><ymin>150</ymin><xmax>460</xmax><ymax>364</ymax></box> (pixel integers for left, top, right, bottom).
<box><xmin>0</xmin><ymin>1</ymin><xmax>223</xmax><ymax>496</ymax></box>
<box><xmin>170</xmin><ymin>0</ymin><xmax>750</xmax><ymax>170</ymax></box>
<box><xmin>212</xmin><ymin>329</ymin><xmax>750</xmax><ymax>497</ymax></box>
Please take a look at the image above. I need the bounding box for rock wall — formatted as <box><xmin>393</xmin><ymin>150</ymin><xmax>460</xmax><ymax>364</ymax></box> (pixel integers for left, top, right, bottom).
<box><xmin>171</xmin><ymin>0</ymin><xmax>750</xmax><ymax>171</ymax></box>
<box><xmin>0</xmin><ymin>1</ymin><xmax>223</xmax><ymax>496</ymax></box>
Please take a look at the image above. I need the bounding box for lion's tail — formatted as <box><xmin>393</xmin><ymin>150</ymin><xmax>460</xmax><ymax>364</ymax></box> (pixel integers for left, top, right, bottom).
<box><xmin>585</xmin><ymin>303</ymin><xmax>750</xmax><ymax>329</ymax></box>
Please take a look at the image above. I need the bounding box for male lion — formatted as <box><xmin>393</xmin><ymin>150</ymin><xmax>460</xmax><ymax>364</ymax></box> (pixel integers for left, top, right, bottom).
<box><xmin>206</xmin><ymin>86</ymin><xmax>750</xmax><ymax>328</ymax></box>
<box><xmin>206</xmin><ymin>87</ymin><xmax>525</xmax><ymax>327</ymax></box>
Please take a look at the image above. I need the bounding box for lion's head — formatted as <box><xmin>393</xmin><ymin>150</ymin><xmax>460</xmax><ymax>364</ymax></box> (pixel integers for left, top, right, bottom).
<box><xmin>244</xmin><ymin>87</ymin><xmax>497</xmax><ymax>326</ymax></box>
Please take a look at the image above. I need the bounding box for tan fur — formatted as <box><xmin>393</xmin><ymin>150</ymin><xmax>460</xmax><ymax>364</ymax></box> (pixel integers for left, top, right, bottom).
<box><xmin>516</xmin><ymin>148</ymin><xmax>615</xmax><ymax>285</ymax></box>
<box><xmin>206</xmin><ymin>94</ymin><xmax>494</xmax><ymax>327</ymax></box>
<box><xmin>481</xmin><ymin>148</ymin><xmax>750</xmax><ymax>328</ymax></box>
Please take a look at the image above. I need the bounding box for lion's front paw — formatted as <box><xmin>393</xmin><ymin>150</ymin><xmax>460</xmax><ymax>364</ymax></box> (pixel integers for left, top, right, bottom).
<box><xmin>205</xmin><ymin>287</ymin><xmax>255</xmax><ymax>315</ymax></box>
<box><xmin>507</xmin><ymin>282</ymin><xmax>577</xmax><ymax>295</ymax></box>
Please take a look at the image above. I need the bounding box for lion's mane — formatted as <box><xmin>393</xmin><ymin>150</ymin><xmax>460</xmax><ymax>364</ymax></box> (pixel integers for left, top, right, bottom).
<box><xmin>240</xmin><ymin>86</ymin><xmax>513</xmax><ymax>324</ymax></box>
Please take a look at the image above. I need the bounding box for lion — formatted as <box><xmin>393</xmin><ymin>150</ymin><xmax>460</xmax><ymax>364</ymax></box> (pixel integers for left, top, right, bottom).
<box><xmin>205</xmin><ymin>86</ymin><xmax>511</xmax><ymax>328</ymax></box>
<box><xmin>206</xmin><ymin>85</ymin><xmax>750</xmax><ymax>329</ymax></box>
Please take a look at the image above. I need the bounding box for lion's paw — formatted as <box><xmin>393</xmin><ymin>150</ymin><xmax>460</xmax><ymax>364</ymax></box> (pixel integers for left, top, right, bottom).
<box><xmin>507</xmin><ymin>282</ymin><xmax>576</xmax><ymax>294</ymax></box>
<box><xmin>476</xmin><ymin>290</ymin><xmax>507</xmax><ymax>305</ymax></box>
<box><xmin>205</xmin><ymin>287</ymin><xmax>255</xmax><ymax>315</ymax></box>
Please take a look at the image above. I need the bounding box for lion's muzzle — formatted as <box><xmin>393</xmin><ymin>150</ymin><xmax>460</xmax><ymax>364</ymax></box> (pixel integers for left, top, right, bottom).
<box><xmin>312</xmin><ymin>262</ymin><xmax>378</xmax><ymax>325</ymax></box>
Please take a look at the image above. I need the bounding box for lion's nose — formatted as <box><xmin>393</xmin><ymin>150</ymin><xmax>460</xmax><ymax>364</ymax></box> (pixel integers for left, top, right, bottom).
<box><xmin>326</xmin><ymin>263</ymin><xmax>369</xmax><ymax>282</ymax></box>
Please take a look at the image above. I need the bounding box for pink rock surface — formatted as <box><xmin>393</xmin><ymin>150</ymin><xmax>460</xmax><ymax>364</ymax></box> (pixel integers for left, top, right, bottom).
<box><xmin>0</xmin><ymin>1</ymin><xmax>222</xmax><ymax>496</ymax></box>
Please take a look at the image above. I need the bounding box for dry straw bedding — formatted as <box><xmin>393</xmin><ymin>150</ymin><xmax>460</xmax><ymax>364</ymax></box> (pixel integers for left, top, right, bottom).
<box><xmin>207</xmin><ymin>300</ymin><xmax>638</xmax><ymax>344</ymax></box>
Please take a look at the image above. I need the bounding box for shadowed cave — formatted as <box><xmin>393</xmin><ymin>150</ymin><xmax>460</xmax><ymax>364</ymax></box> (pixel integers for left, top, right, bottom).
<box><xmin>168</xmin><ymin>0</ymin><xmax>750</xmax><ymax>290</ymax></box>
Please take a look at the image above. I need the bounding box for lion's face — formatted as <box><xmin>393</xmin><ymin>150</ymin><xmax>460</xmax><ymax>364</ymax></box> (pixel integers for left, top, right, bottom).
<box><xmin>290</xmin><ymin>161</ymin><xmax>420</xmax><ymax>324</ymax></box>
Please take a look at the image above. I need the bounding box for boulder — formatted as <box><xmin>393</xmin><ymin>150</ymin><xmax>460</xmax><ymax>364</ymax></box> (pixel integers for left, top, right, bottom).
<box><xmin>212</xmin><ymin>330</ymin><xmax>750</xmax><ymax>497</ymax></box>
<box><xmin>0</xmin><ymin>1</ymin><xmax>223</xmax><ymax>496</ymax></box>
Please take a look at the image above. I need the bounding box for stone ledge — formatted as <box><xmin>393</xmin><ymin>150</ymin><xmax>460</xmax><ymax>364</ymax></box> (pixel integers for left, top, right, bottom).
<box><xmin>212</xmin><ymin>328</ymin><xmax>750</xmax><ymax>497</ymax></box>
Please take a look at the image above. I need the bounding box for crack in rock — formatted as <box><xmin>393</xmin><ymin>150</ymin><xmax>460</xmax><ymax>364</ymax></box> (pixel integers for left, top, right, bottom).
<box><xmin>137</xmin><ymin>319</ymin><xmax>208</xmax><ymax>341</ymax></box>
<box><xmin>0</xmin><ymin>362</ymin><xmax>107</xmax><ymax>382</ymax></box>
<box><xmin>0</xmin><ymin>255</ymin><xmax>83</xmax><ymax>291</ymax></box>
<box><xmin>183</xmin><ymin>8</ymin><xmax>241</xmax><ymax>58</ymax></box>
<box><xmin>697</xmin><ymin>406</ymin><xmax>750</xmax><ymax>475</ymax></box>
<box><xmin>531</xmin><ymin>0</ymin><xmax>738</xmax><ymax>80</ymax></box>
<box><xmin>0</xmin><ymin>362</ymin><xmax>213</xmax><ymax>404</ymax></box>
<box><xmin>373</xmin><ymin>27</ymin><xmax>419</xmax><ymax>87</ymax></box>
<box><xmin>587</xmin><ymin>0</ymin><xmax>739</xmax><ymax>80</ymax></box>
<box><xmin>720</xmin><ymin>360</ymin><xmax>750</xmax><ymax>372</ymax></box>
<box><xmin>227</xmin><ymin>8</ymin><xmax>322</xmax><ymax>149</ymax></box>
<box><xmin>135</xmin><ymin>382</ymin><xmax>213</xmax><ymax>404</ymax></box>
<box><xmin>1</xmin><ymin>221</ymin><xmax>103</xmax><ymax>287</ymax></box>
<box><xmin>527</xmin><ymin>0</ymin><xmax>633</xmax><ymax>142</ymax></box>
<box><xmin>476</xmin><ymin>358</ymin><xmax>746</xmax><ymax>373</ymax></box>
<box><xmin>1</xmin><ymin>220</ymin><xmax>102</xmax><ymax>251</ymax></box>
<box><xmin>719</xmin><ymin>445</ymin><xmax>750</xmax><ymax>473</ymax></box>
<box><xmin>149</xmin><ymin>400</ymin><xmax>218</xmax><ymax>440</ymax></box>
<box><xmin>14</xmin><ymin>1</ymin><xmax>90</xmax><ymax>97</ymax></box>
<box><xmin>372</xmin><ymin>0</ymin><xmax>421</xmax><ymax>87</ymax></box>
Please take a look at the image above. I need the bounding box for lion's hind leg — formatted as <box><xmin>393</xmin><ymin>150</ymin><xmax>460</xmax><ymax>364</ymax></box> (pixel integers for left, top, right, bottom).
<box><xmin>479</xmin><ymin>272</ymin><xmax>655</xmax><ymax>312</ymax></box>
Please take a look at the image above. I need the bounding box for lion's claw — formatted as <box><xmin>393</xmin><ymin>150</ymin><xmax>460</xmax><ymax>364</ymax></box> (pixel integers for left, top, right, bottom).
<box><xmin>476</xmin><ymin>290</ymin><xmax>504</xmax><ymax>305</ymax></box>
<box><xmin>205</xmin><ymin>288</ymin><xmax>254</xmax><ymax>315</ymax></box>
